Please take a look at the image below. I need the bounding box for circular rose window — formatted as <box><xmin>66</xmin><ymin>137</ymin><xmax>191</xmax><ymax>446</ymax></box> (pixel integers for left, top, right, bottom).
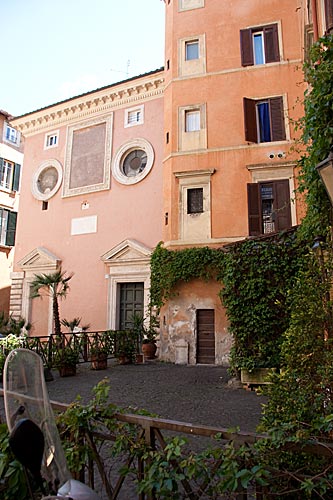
<box><xmin>31</xmin><ymin>160</ymin><xmax>63</xmax><ymax>200</ymax></box>
<box><xmin>112</xmin><ymin>139</ymin><xmax>154</xmax><ymax>185</ymax></box>
<box><xmin>122</xmin><ymin>149</ymin><xmax>148</xmax><ymax>177</ymax></box>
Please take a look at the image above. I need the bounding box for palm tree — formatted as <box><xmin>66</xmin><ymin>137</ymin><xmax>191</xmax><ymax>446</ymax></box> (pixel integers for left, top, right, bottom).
<box><xmin>30</xmin><ymin>268</ymin><xmax>73</xmax><ymax>336</ymax></box>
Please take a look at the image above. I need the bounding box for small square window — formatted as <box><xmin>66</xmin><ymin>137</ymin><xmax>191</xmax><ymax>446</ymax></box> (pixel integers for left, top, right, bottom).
<box><xmin>128</xmin><ymin>110</ymin><xmax>142</xmax><ymax>124</ymax></box>
<box><xmin>124</xmin><ymin>105</ymin><xmax>144</xmax><ymax>128</ymax></box>
<box><xmin>185</xmin><ymin>40</ymin><xmax>199</xmax><ymax>60</ymax></box>
<box><xmin>4</xmin><ymin>124</ymin><xmax>20</xmax><ymax>146</ymax></box>
<box><xmin>45</xmin><ymin>132</ymin><xmax>59</xmax><ymax>149</ymax></box>
<box><xmin>185</xmin><ymin>109</ymin><xmax>200</xmax><ymax>132</ymax></box>
<box><xmin>187</xmin><ymin>187</ymin><xmax>203</xmax><ymax>214</ymax></box>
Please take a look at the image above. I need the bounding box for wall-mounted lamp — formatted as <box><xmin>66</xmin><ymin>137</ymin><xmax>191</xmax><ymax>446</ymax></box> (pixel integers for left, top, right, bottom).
<box><xmin>316</xmin><ymin>148</ymin><xmax>333</xmax><ymax>205</ymax></box>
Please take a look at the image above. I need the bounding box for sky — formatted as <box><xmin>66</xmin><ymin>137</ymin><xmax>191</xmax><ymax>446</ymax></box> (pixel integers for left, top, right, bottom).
<box><xmin>0</xmin><ymin>0</ymin><xmax>165</xmax><ymax>117</ymax></box>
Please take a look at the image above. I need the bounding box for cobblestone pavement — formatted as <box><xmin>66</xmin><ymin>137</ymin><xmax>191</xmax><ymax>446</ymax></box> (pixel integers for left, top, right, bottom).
<box><xmin>44</xmin><ymin>360</ymin><xmax>265</xmax><ymax>433</ymax></box>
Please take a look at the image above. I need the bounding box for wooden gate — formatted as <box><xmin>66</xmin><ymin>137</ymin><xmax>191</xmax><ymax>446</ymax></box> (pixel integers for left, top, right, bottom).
<box><xmin>196</xmin><ymin>309</ymin><xmax>215</xmax><ymax>364</ymax></box>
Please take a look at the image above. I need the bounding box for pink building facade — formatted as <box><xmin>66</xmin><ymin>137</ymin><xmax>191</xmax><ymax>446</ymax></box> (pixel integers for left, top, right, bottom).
<box><xmin>10</xmin><ymin>71</ymin><xmax>164</xmax><ymax>336</ymax></box>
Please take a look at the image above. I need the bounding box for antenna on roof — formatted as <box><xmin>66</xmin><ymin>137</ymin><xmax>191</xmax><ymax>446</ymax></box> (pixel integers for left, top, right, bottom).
<box><xmin>110</xmin><ymin>60</ymin><xmax>130</xmax><ymax>77</ymax></box>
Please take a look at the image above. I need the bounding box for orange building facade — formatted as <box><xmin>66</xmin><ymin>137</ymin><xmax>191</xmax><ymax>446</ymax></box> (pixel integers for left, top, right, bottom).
<box><xmin>9</xmin><ymin>0</ymin><xmax>332</xmax><ymax>363</ymax></box>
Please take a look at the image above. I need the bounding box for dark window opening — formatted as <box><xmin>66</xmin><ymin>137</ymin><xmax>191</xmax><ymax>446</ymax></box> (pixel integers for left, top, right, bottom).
<box><xmin>187</xmin><ymin>188</ymin><xmax>203</xmax><ymax>214</ymax></box>
<box><xmin>166</xmin><ymin>132</ymin><xmax>169</xmax><ymax>143</ymax></box>
<box><xmin>42</xmin><ymin>201</ymin><xmax>49</xmax><ymax>211</ymax></box>
<box><xmin>247</xmin><ymin>179</ymin><xmax>291</xmax><ymax>236</ymax></box>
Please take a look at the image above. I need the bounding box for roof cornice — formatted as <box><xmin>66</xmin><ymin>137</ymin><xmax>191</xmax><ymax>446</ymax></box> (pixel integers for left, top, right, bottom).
<box><xmin>11</xmin><ymin>71</ymin><xmax>165</xmax><ymax>136</ymax></box>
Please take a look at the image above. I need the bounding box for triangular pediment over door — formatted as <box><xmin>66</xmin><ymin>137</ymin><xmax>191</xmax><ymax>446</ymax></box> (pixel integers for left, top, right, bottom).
<box><xmin>101</xmin><ymin>239</ymin><xmax>152</xmax><ymax>330</ymax></box>
<box><xmin>17</xmin><ymin>247</ymin><xmax>61</xmax><ymax>274</ymax></box>
<box><xmin>101</xmin><ymin>239</ymin><xmax>152</xmax><ymax>266</ymax></box>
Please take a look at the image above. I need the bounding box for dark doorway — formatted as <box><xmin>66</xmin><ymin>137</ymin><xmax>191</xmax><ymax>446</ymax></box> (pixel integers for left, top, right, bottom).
<box><xmin>118</xmin><ymin>282</ymin><xmax>144</xmax><ymax>330</ymax></box>
<box><xmin>196</xmin><ymin>309</ymin><xmax>215</xmax><ymax>364</ymax></box>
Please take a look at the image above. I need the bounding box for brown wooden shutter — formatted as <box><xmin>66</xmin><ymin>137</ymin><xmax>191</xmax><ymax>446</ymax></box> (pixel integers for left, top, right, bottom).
<box><xmin>240</xmin><ymin>29</ymin><xmax>254</xmax><ymax>66</ymax></box>
<box><xmin>243</xmin><ymin>98</ymin><xmax>258</xmax><ymax>143</ymax></box>
<box><xmin>247</xmin><ymin>183</ymin><xmax>262</xmax><ymax>236</ymax></box>
<box><xmin>269</xmin><ymin>97</ymin><xmax>286</xmax><ymax>141</ymax></box>
<box><xmin>273</xmin><ymin>180</ymin><xmax>291</xmax><ymax>231</ymax></box>
<box><xmin>325</xmin><ymin>0</ymin><xmax>333</xmax><ymax>32</ymax></box>
<box><xmin>264</xmin><ymin>24</ymin><xmax>280</xmax><ymax>63</ymax></box>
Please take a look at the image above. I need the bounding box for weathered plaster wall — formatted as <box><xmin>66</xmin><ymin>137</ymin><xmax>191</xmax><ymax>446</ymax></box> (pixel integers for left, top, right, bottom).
<box><xmin>159</xmin><ymin>278</ymin><xmax>232</xmax><ymax>365</ymax></box>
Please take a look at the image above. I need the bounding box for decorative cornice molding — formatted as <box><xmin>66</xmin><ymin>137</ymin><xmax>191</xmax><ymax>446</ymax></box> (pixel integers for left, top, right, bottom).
<box><xmin>11</xmin><ymin>75</ymin><xmax>165</xmax><ymax>136</ymax></box>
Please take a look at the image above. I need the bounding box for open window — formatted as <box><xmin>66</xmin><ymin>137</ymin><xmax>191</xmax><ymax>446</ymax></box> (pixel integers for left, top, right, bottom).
<box><xmin>240</xmin><ymin>24</ymin><xmax>280</xmax><ymax>66</ymax></box>
<box><xmin>243</xmin><ymin>96</ymin><xmax>286</xmax><ymax>143</ymax></box>
<box><xmin>247</xmin><ymin>180</ymin><xmax>291</xmax><ymax>236</ymax></box>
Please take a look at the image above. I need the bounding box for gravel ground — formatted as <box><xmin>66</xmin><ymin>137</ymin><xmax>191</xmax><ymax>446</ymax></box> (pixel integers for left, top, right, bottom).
<box><xmin>43</xmin><ymin>359</ymin><xmax>265</xmax><ymax>433</ymax></box>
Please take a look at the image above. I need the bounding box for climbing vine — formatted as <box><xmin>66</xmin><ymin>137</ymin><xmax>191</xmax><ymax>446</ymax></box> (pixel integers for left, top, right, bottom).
<box><xmin>150</xmin><ymin>231</ymin><xmax>305</xmax><ymax>372</ymax></box>
<box><xmin>149</xmin><ymin>243</ymin><xmax>224</xmax><ymax>310</ymax></box>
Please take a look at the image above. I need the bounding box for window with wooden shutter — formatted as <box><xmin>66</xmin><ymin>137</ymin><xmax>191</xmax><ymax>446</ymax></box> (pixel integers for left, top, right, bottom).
<box><xmin>243</xmin><ymin>98</ymin><xmax>258</xmax><ymax>142</ymax></box>
<box><xmin>240</xmin><ymin>23</ymin><xmax>280</xmax><ymax>66</ymax></box>
<box><xmin>5</xmin><ymin>211</ymin><xmax>17</xmax><ymax>246</ymax></box>
<box><xmin>243</xmin><ymin>96</ymin><xmax>286</xmax><ymax>143</ymax></box>
<box><xmin>247</xmin><ymin>180</ymin><xmax>291</xmax><ymax>236</ymax></box>
<box><xmin>12</xmin><ymin>164</ymin><xmax>21</xmax><ymax>192</ymax></box>
<box><xmin>0</xmin><ymin>208</ymin><xmax>17</xmax><ymax>246</ymax></box>
<box><xmin>274</xmin><ymin>179</ymin><xmax>291</xmax><ymax>231</ymax></box>
<box><xmin>325</xmin><ymin>0</ymin><xmax>333</xmax><ymax>32</ymax></box>
<box><xmin>269</xmin><ymin>97</ymin><xmax>286</xmax><ymax>141</ymax></box>
<box><xmin>247</xmin><ymin>183</ymin><xmax>262</xmax><ymax>236</ymax></box>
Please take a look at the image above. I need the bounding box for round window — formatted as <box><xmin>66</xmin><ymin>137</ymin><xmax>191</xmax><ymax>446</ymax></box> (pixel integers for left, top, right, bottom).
<box><xmin>37</xmin><ymin>166</ymin><xmax>59</xmax><ymax>194</ymax></box>
<box><xmin>122</xmin><ymin>149</ymin><xmax>148</xmax><ymax>177</ymax></box>
<box><xmin>31</xmin><ymin>160</ymin><xmax>63</xmax><ymax>201</ymax></box>
<box><xmin>112</xmin><ymin>139</ymin><xmax>154</xmax><ymax>185</ymax></box>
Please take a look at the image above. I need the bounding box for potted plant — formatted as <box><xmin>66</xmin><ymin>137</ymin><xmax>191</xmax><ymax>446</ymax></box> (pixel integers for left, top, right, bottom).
<box><xmin>115</xmin><ymin>330</ymin><xmax>137</xmax><ymax>364</ymax></box>
<box><xmin>53</xmin><ymin>339</ymin><xmax>80</xmax><ymax>377</ymax></box>
<box><xmin>141</xmin><ymin>316</ymin><xmax>159</xmax><ymax>360</ymax></box>
<box><xmin>90</xmin><ymin>332</ymin><xmax>109</xmax><ymax>370</ymax></box>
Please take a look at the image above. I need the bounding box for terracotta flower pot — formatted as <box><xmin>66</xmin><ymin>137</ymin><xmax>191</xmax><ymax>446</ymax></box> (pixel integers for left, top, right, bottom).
<box><xmin>142</xmin><ymin>342</ymin><xmax>157</xmax><ymax>360</ymax></box>
<box><xmin>91</xmin><ymin>353</ymin><xmax>107</xmax><ymax>370</ymax></box>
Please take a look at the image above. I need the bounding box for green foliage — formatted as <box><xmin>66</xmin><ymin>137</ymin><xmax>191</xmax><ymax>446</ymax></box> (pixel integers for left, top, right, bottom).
<box><xmin>150</xmin><ymin>243</ymin><xmax>223</xmax><ymax>310</ymax></box>
<box><xmin>296</xmin><ymin>34</ymin><xmax>333</xmax><ymax>240</ymax></box>
<box><xmin>30</xmin><ymin>268</ymin><xmax>73</xmax><ymax>336</ymax></box>
<box><xmin>0</xmin><ymin>424</ymin><xmax>28</xmax><ymax>500</ymax></box>
<box><xmin>61</xmin><ymin>317</ymin><xmax>90</xmax><ymax>332</ymax></box>
<box><xmin>260</xmin><ymin>245</ymin><xmax>333</xmax><ymax>430</ymax></box>
<box><xmin>150</xmin><ymin>233</ymin><xmax>303</xmax><ymax>373</ymax></box>
<box><xmin>0</xmin><ymin>312</ymin><xmax>31</xmax><ymax>336</ymax></box>
<box><xmin>221</xmin><ymin>232</ymin><xmax>306</xmax><ymax>372</ymax></box>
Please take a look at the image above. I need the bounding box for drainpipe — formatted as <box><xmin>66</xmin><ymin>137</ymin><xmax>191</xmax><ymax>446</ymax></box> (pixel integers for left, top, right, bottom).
<box><xmin>311</xmin><ymin>0</ymin><xmax>319</xmax><ymax>41</ymax></box>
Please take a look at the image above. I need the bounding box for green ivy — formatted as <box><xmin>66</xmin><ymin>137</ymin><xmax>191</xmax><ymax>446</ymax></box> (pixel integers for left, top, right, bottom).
<box><xmin>296</xmin><ymin>34</ymin><xmax>333</xmax><ymax>240</ymax></box>
<box><xmin>150</xmin><ymin>232</ymin><xmax>305</xmax><ymax>372</ymax></box>
<box><xmin>149</xmin><ymin>243</ymin><xmax>224</xmax><ymax>310</ymax></box>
